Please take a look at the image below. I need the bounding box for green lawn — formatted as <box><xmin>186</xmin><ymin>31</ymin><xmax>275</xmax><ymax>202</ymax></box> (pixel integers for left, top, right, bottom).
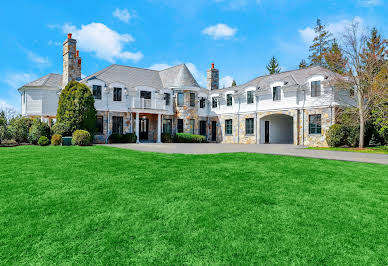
<box><xmin>306</xmin><ymin>146</ymin><xmax>388</xmax><ymax>154</ymax></box>
<box><xmin>1</xmin><ymin>146</ymin><xmax>387</xmax><ymax>264</ymax></box>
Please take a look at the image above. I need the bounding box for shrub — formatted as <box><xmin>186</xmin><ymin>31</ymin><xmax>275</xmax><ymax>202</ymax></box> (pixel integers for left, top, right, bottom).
<box><xmin>52</xmin><ymin>122</ymin><xmax>71</xmax><ymax>136</ymax></box>
<box><xmin>162</xmin><ymin>133</ymin><xmax>173</xmax><ymax>143</ymax></box>
<box><xmin>7</xmin><ymin>116</ymin><xmax>33</xmax><ymax>143</ymax></box>
<box><xmin>72</xmin><ymin>130</ymin><xmax>91</xmax><ymax>146</ymax></box>
<box><xmin>326</xmin><ymin>124</ymin><xmax>347</xmax><ymax>147</ymax></box>
<box><xmin>345</xmin><ymin>125</ymin><xmax>359</xmax><ymax>147</ymax></box>
<box><xmin>28</xmin><ymin>119</ymin><xmax>51</xmax><ymax>144</ymax></box>
<box><xmin>51</xmin><ymin>134</ymin><xmax>62</xmax><ymax>146</ymax></box>
<box><xmin>38</xmin><ymin>136</ymin><xmax>50</xmax><ymax>146</ymax></box>
<box><xmin>108</xmin><ymin>133</ymin><xmax>137</xmax><ymax>143</ymax></box>
<box><xmin>174</xmin><ymin>133</ymin><xmax>207</xmax><ymax>143</ymax></box>
<box><xmin>0</xmin><ymin>112</ymin><xmax>8</xmax><ymax>144</ymax></box>
<box><xmin>57</xmin><ymin>81</ymin><xmax>97</xmax><ymax>134</ymax></box>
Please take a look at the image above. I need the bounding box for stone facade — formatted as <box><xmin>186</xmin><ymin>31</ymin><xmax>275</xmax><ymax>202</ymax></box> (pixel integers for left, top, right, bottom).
<box><xmin>62</xmin><ymin>34</ymin><xmax>80</xmax><ymax>87</ymax></box>
<box><xmin>207</xmin><ymin>65</ymin><xmax>219</xmax><ymax>90</ymax></box>
<box><xmin>175</xmin><ymin>91</ymin><xmax>199</xmax><ymax>134</ymax></box>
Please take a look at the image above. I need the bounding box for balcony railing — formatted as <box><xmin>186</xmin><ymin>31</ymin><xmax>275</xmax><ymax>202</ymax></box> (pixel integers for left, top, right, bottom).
<box><xmin>133</xmin><ymin>97</ymin><xmax>167</xmax><ymax>110</ymax></box>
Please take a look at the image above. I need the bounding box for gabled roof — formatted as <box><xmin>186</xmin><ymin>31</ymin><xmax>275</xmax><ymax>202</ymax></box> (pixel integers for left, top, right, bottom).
<box><xmin>159</xmin><ymin>64</ymin><xmax>199</xmax><ymax>88</ymax></box>
<box><xmin>23</xmin><ymin>73</ymin><xmax>62</xmax><ymax>88</ymax></box>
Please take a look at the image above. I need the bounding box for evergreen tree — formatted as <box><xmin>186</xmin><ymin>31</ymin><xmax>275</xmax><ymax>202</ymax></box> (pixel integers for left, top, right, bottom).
<box><xmin>57</xmin><ymin>81</ymin><xmax>97</xmax><ymax>135</ymax></box>
<box><xmin>325</xmin><ymin>39</ymin><xmax>347</xmax><ymax>74</ymax></box>
<box><xmin>231</xmin><ymin>80</ymin><xmax>237</xmax><ymax>86</ymax></box>
<box><xmin>299</xmin><ymin>59</ymin><xmax>307</xmax><ymax>69</ymax></box>
<box><xmin>266</xmin><ymin>56</ymin><xmax>281</xmax><ymax>74</ymax></box>
<box><xmin>308</xmin><ymin>19</ymin><xmax>332</xmax><ymax>66</ymax></box>
<box><xmin>361</xmin><ymin>27</ymin><xmax>387</xmax><ymax>76</ymax></box>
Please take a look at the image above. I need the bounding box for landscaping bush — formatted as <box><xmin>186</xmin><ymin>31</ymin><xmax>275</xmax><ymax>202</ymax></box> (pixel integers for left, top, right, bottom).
<box><xmin>326</xmin><ymin>124</ymin><xmax>347</xmax><ymax>147</ymax></box>
<box><xmin>162</xmin><ymin>133</ymin><xmax>173</xmax><ymax>143</ymax></box>
<box><xmin>52</xmin><ymin>122</ymin><xmax>71</xmax><ymax>137</ymax></box>
<box><xmin>345</xmin><ymin>125</ymin><xmax>360</xmax><ymax>147</ymax></box>
<box><xmin>28</xmin><ymin>119</ymin><xmax>51</xmax><ymax>144</ymax></box>
<box><xmin>72</xmin><ymin>130</ymin><xmax>91</xmax><ymax>146</ymax></box>
<box><xmin>7</xmin><ymin>116</ymin><xmax>33</xmax><ymax>143</ymax></box>
<box><xmin>0</xmin><ymin>112</ymin><xmax>8</xmax><ymax>144</ymax></box>
<box><xmin>51</xmin><ymin>134</ymin><xmax>62</xmax><ymax>146</ymax></box>
<box><xmin>174</xmin><ymin>133</ymin><xmax>207</xmax><ymax>143</ymax></box>
<box><xmin>38</xmin><ymin>136</ymin><xmax>50</xmax><ymax>146</ymax></box>
<box><xmin>108</xmin><ymin>133</ymin><xmax>137</xmax><ymax>143</ymax></box>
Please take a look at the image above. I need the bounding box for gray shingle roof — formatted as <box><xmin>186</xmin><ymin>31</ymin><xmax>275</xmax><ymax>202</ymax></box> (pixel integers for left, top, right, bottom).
<box><xmin>23</xmin><ymin>73</ymin><xmax>62</xmax><ymax>88</ymax></box>
<box><xmin>81</xmin><ymin>63</ymin><xmax>200</xmax><ymax>89</ymax></box>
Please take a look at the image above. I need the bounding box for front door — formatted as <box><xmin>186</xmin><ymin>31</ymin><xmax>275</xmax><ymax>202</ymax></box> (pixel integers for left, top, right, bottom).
<box><xmin>211</xmin><ymin>121</ymin><xmax>217</xmax><ymax>142</ymax></box>
<box><xmin>140</xmin><ymin>118</ymin><xmax>149</xmax><ymax>141</ymax></box>
<box><xmin>200</xmin><ymin>121</ymin><xmax>207</xmax><ymax>136</ymax></box>
<box><xmin>265</xmin><ymin>121</ymin><xmax>270</xmax><ymax>144</ymax></box>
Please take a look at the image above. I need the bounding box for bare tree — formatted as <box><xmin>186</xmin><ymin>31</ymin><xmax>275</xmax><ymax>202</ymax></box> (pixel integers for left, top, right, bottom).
<box><xmin>333</xmin><ymin>21</ymin><xmax>387</xmax><ymax>148</ymax></box>
<box><xmin>0</xmin><ymin>107</ymin><xmax>18</xmax><ymax>121</ymax></box>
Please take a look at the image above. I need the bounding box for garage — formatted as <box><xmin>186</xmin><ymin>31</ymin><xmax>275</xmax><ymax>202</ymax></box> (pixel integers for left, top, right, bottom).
<box><xmin>260</xmin><ymin>114</ymin><xmax>293</xmax><ymax>144</ymax></box>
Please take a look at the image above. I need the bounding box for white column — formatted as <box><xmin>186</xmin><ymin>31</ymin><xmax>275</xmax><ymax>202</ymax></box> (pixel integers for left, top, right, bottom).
<box><xmin>157</xmin><ymin>113</ymin><xmax>161</xmax><ymax>143</ymax></box>
<box><xmin>136</xmin><ymin>112</ymin><xmax>140</xmax><ymax>143</ymax></box>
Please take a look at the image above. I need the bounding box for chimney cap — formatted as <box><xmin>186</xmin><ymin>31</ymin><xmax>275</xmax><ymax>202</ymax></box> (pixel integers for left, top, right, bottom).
<box><xmin>67</xmin><ymin>33</ymin><xmax>72</xmax><ymax>39</ymax></box>
<box><xmin>211</xmin><ymin>63</ymin><xmax>215</xmax><ymax>69</ymax></box>
<box><xmin>76</xmin><ymin>50</ymin><xmax>79</xmax><ymax>57</ymax></box>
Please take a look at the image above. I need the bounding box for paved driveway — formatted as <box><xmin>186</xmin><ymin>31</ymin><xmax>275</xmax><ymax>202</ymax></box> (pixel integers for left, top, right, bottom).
<box><xmin>103</xmin><ymin>143</ymin><xmax>388</xmax><ymax>164</ymax></box>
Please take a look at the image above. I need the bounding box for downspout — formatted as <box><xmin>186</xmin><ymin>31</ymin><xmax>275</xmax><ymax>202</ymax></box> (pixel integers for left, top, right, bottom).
<box><xmin>255</xmin><ymin>89</ymin><xmax>258</xmax><ymax>144</ymax></box>
<box><xmin>302</xmin><ymin>88</ymin><xmax>306</xmax><ymax>146</ymax></box>
<box><xmin>237</xmin><ymin>96</ymin><xmax>240</xmax><ymax>144</ymax></box>
<box><xmin>105</xmin><ymin>86</ymin><xmax>110</xmax><ymax>144</ymax></box>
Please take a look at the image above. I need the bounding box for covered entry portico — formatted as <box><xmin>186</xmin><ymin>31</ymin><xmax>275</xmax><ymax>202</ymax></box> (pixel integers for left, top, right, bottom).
<box><xmin>258</xmin><ymin>110</ymin><xmax>299</xmax><ymax>145</ymax></box>
<box><xmin>133</xmin><ymin>110</ymin><xmax>167</xmax><ymax>143</ymax></box>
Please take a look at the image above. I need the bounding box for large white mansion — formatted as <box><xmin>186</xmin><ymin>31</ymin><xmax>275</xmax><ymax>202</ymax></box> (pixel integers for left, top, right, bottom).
<box><xmin>18</xmin><ymin>34</ymin><xmax>346</xmax><ymax>146</ymax></box>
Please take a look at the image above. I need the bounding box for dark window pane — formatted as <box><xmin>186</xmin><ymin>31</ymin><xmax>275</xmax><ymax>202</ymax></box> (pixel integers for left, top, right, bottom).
<box><xmin>190</xmin><ymin>93</ymin><xmax>195</xmax><ymax>107</ymax></box>
<box><xmin>311</xmin><ymin>81</ymin><xmax>321</xmax><ymax>97</ymax></box>
<box><xmin>140</xmin><ymin>91</ymin><xmax>151</xmax><ymax>99</ymax></box>
<box><xmin>113</xmin><ymin>88</ymin><xmax>122</xmax><ymax>101</ymax></box>
<box><xmin>164</xmin><ymin>93</ymin><xmax>170</xmax><ymax>106</ymax></box>
<box><xmin>309</xmin><ymin>114</ymin><xmax>322</xmax><ymax>134</ymax></box>
<box><xmin>212</xmin><ymin>97</ymin><xmax>218</xmax><ymax>108</ymax></box>
<box><xmin>273</xmin><ymin>86</ymin><xmax>281</xmax><ymax>101</ymax></box>
<box><xmin>190</xmin><ymin>119</ymin><xmax>195</xmax><ymax>134</ymax></box>
<box><xmin>177</xmin><ymin>119</ymin><xmax>184</xmax><ymax>133</ymax></box>
<box><xmin>200</xmin><ymin>97</ymin><xmax>206</xmax><ymax>108</ymax></box>
<box><xmin>96</xmin><ymin>116</ymin><xmax>103</xmax><ymax>134</ymax></box>
<box><xmin>200</xmin><ymin>121</ymin><xmax>207</xmax><ymax>136</ymax></box>
<box><xmin>226</xmin><ymin>94</ymin><xmax>232</xmax><ymax>106</ymax></box>
<box><xmin>112</xmin><ymin>116</ymin><xmax>123</xmax><ymax>134</ymax></box>
<box><xmin>93</xmin><ymin>85</ymin><xmax>102</xmax><ymax>100</ymax></box>
<box><xmin>225</xmin><ymin>119</ymin><xmax>232</xmax><ymax>135</ymax></box>
<box><xmin>163</xmin><ymin>119</ymin><xmax>172</xmax><ymax>134</ymax></box>
<box><xmin>177</xmin><ymin>93</ymin><xmax>184</xmax><ymax>106</ymax></box>
<box><xmin>245</xmin><ymin>118</ymin><xmax>254</xmax><ymax>135</ymax></box>
<box><xmin>247</xmin><ymin>91</ymin><xmax>254</xmax><ymax>104</ymax></box>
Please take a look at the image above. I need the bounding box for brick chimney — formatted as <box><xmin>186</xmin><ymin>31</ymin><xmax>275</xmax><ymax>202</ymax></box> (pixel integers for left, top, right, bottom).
<box><xmin>62</xmin><ymin>33</ymin><xmax>81</xmax><ymax>87</ymax></box>
<box><xmin>207</xmin><ymin>63</ymin><xmax>219</xmax><ymax>90</ymax></box>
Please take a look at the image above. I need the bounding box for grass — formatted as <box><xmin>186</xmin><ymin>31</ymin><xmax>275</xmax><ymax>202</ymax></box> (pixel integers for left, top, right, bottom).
<box><xmin>306</xmin><ymin>145</ymin><xmax>388</xmax><ymax>154</ymax></box>
<box><xmin>1</xmin><ymin>146</ymin><xmax>387</xmax><ymax>264</ymax></box>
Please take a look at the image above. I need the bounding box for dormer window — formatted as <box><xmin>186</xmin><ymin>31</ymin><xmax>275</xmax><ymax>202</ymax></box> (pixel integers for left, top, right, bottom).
<box><xmin>247</xmin><ymin>91</ymin><xmax>254</xmax><ymax>104</ymax></box>
<box><xmin>212</xmin><ymin>97</ymin><xmax>218</xmax><ymax>108</ymax></box>
<box><xmin>113</xmin><ymin>87</ymin><xmax>122</xmax><ymax>101</ymax></box>
<box><xmin>273</xmin><ymin>86</ymin><xmax>281</xmax><ymax>101</ymax></box>
<box><xmin>226</xmin><ymin>94</ymin><xmax>233</xmax><ymax>106</ymax></box>
<box><xmin>93</xmin><ymin>85</ymin><xmax>102</xmax><ymax>100</ymax></box>
<box><xmin>311</xmin><ymin>81</ymin><xmax>321</xmax><ymax>97</ymax></box>
<box><xmin>200</xmin><ymin>97</ymin><xmax>206</xmax><ymax>108</ymax></box>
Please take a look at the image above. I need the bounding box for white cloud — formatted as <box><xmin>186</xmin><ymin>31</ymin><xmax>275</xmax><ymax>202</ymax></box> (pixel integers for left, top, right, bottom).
<box><xmin>113</xmin><ymin>8</ymin><xmax>133</xmax><ymax>23</ymax></box>
<box><xmin>358</xmin><ymin>0</ymin><xmax>382</xmax><ymax>6</ymax></box>
<box><xmin>62</xmin><ymin>22</ymin><xmax>143</xmax><ymax>63</ymax></box>
<box><xmin>202</xmin><ymin>24</ymin><xmax>237</xmax><ymax>40</ymax></box>
<box><xmin>298</xmin><ymin>17</ymin><xmax>364</xmax><ymax>44</ymax></box>
<box><xmin>149</xmin><ymin>63</ymin><xmax>172</xmax><ymax>71</ymax></box>
<box><xmin>220</xmin><ymin>76</ymin><xmax>234</xmax><ymax>88</ymax></box>
<box><xmin>19</xmin><ymin>46</ymin><xmax>50</xmax><ymax>67</ymax></box>
<box><xmin>4</xmin><ymin>73</ymin><xmax>37</xmax><ymax>88</ymax></box>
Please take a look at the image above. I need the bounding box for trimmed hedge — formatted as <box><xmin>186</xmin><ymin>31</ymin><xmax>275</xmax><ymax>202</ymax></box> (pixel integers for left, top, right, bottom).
<box><xmin>52</xmin><ymin>123</ymin><xmax>70</xmax><ymax>137</ymax></box>
<box><xmin>72</xmin><ymin>130</ymin><xmax>91</xmax><ymax>146</ymax></box>
<box><xmin>28</xmin><ymin>119</ymin><xmax>51</xmax><ymax>144</ymax></box>
<box><xmin>51</xmin><ymin>134</ymin><xmax>62</xmax><ymax>146</ymax></box>
<box><xmin>38</xmin><ymin>136</ymin><xmax>50</xmax><ymax>146</ymax></box>
<box><xmin>108</xmin><ymin>133</ymin><xmax>137</xmax><ymax>143</ymax></box>
<box><xmin>326</xmin><ymin>124</ymin><xmax>347</xmax><ymax>147</ymax></box>
<box><xmin>174</xmin><ymin>133</ymin><xmax>207</xmax><ymax>143</ymax></box>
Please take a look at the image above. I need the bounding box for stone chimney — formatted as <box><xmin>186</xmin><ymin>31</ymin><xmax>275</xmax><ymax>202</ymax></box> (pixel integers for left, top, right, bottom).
<box><xmin>207</xmin><ymin>63</ymin><xmax>219</xmax><ymax>90</ymax></box>
<box><xmin>62</xmin><ymin>33</ymin><xmax>81</xmax><ymax>87</ymax></box>
<box><xmin>75</xmin><ymin>50</ymin><xmax>82</xmax><ymax>80</ymax></box>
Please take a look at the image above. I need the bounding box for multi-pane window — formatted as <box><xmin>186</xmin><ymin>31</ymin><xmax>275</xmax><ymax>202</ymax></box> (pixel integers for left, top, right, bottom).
<box><xmin>96</xmin><ymin>116</ymin><xmax>103</xmax><ymax>134</ymax></box>
<box><xmin>177</xmin><ymin>119</ymin><xmax>184</xmax><ymax>133</ymax></box>
<box><xmin>93</xmin><ymin>85</ymin><xmax>102</xmax><ymax>100</ymax></box>
<box><xmin>163</xmin><ymin>119</ymin><xmax>172</xmax><ymax>134</ymax></box>
<box><xmin>226</xmin><ymin>94</ymin><xmax>233</xmax><ymax>106</ymax></box>
<box><xmin>113</xmin><ymin>87</ymin><xmax>122</xmax><ymax>101</ymax></box>
<box><xmin>309</xmin><ymin>114</ymin><xmax>322</xmax><ymax>134</ymax></box>
<box><xmin>112</xmin><ymin>116</ymin><xmax>123</xmax><ymax>134</ymax></box>
<box><xmin>200</xmin><ymin>121</ymin><xmax>207</xmax><ymax>136</ymax></box>
<box><xmin>190</xmin><ymin>93</ymin><xmax>195</xmax><ymax>107</ymax></box>
<box><xmin>225</xmin><ymin>119</ymin><xmax>232</xmax><ymax>135</ymax></box>
<box><xmin>247</xmin><ymin>91</ymin><xmax>254</xmax><ymax>104</ymax></box>
<box><xmin>245</xmin><ymin>118</ymin><xmax>254</xmax><ymax>135</ymax></box>
<box><xmin>190</xmin><ymin>119</ymin><xmax>195</xmax><ymax>134</ymax></box>
<box><xmin>212</xmin><ymin>97</ymin><xmax>218</xmax><ymax>108</ymax></box>
<box><xmin>273</xmin><ymin>86</ymin><xmax>281</xmax><ymax>101</ymax></box>
<box><xmin>200</xmin><ymin>97</ymin><xmax>206</xmax><ymax>108</ymax></box>
<box><xmin>164</xmin><ymin>93</ymin><xmax>170</xmax><ymax>106</ymax></box>
<box><xmin>177</xmin><ymin>92</ymin><xmax>184</xmax><ymax>106</ymax></box>
<box><xmin>311</xmin><ymin>80</ymin><xmax>321</xmax><ymax>97</ymax></box>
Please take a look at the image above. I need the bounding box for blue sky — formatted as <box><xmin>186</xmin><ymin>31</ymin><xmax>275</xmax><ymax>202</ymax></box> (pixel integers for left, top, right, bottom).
<box><xmin>0</xmin><ymin>0</ymin><xmax>387</xmax><ymax>111</ymax></box>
